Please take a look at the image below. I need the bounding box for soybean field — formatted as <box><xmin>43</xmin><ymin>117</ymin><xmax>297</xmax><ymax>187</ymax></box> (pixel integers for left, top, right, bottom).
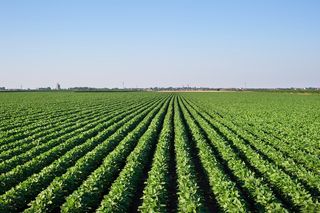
<box><xmin>0</xmin><ymin>91</ymin><xmax>319</xmax><ymax>212</ymax></box>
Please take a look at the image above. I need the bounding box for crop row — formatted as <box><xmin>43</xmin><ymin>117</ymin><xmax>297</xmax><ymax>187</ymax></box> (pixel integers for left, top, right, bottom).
<box><xmin>0</xmin><ymin>96</ymin><xmax>167</xmax><ymax>211</ymax></box>
<box><xmin>0</xmin><ymin>92</ymin><xmax>318</xmax><ymax>212</ymax></box>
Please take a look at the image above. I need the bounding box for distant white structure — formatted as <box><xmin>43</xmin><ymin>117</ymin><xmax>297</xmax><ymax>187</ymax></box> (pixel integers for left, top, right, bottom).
<box><xmin>56</xmin><ymin>83</ymin><xmax>61</xmax><ymax>90</ymax></box>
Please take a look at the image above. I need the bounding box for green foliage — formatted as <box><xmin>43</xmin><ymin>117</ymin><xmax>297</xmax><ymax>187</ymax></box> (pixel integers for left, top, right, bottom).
<box><xmin>0</xmin><ymin>91</ymin><xmax>319</xmax><ymax>212</ymax></box>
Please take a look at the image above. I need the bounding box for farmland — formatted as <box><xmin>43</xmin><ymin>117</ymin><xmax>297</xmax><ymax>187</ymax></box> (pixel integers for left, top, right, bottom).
<box><xmin>0</xmin><ymin>91</ymin><xmax>319</xmax><ymax>212</ymax></box>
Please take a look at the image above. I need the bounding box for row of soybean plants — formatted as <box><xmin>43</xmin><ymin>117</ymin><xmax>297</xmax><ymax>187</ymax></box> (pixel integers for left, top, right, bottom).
<box><xmin>212</xmin><ymin>102</ymin><xmax>320</xmax><ymax>168</ymax></box>
<box><xmin>181</xmin><ymin>96</ymin><xmax>320</xmax><ymax>212</ymax></box>
<box><xmin>191</xmin><ymin>99</ymin><xmax>320</xmax><ymax>195</ymax></box>
<box><xmin>27</xmin><ymin>96</ymin><xmax>169</xmax><ymax>213</ymax></box>
<box><xmin>0</xmin><ymin>105</ymin><xmax>81</xmax><ymax>141</ymax></box>
<box><xmin>183</xmin><ymin>92</ymin><xmax>319</xmax><ymax>156</ymax></box>
<box><xmin>0</xmin><ymin>96</ymin><xmax>167</xmax><ymax>212</ymax></box>
<box><xmin>225</xmin><ymin>113</ymin><xmax>320</xmax><ymax>172</ymax></box>
<box><xmin>0</xmin><ymin>95</ymin><xmax>151</xmax><ymax>160</ymax></box>
<box><xmin>170</xmin><ymin>98</ymin><xmax>207</xmax><ymax>212</ymax></box>
<box><xmin>179</xmin><ymin>97</ymin><xmax>286</xmax><ymax>212</ymax></box>
<box><xmin>0</xmin><ymin>100</ymin><xmax>141</xmax><ymax>194</ymax></box>
<box><xmin>94</xmin><ymin>97</ymin><xmax>171</xmax><ymax>212</ymax></box>
<box><xmin>0</xmin><ymin>93</ymin><xmax>152</xmax><ymax>144</ymax></box>
<box><xmin>138</xmin><ymin>97</ymin><xmax>175</xmax><ymax>212</ymax></box>
<box><xmin>183</xmin><ymin>96</ymin><xmax>320</xmax><ymax>197</ymax></box>
<box><xmin>139</xmin><ymin>96</ymin><xmax>246</xmax><ymax>213</ymax></box>
<box><xmin>254</xmin><ymin>119</ymin><xmax>320</xmax><ymax>156</ymax></box>
<box><xmin>0</xmin><ymin>97</ymin><xmax>151</xmax><ymax>175</ymax></box>
<box><xmin>100</xmin><ymin>96</ymin><xmax>212</xmax><ymax>213</ymax></box>
<box><xmin>0</xmin><ymin>92</ymin><xmax>153</xmax><ymax>138</ymax></box>
<box><xmin>218</xmin><ymin>95</ymin><xmax>319</xmax><ymax>157</ymax></box>
<box><xmin>94</xmin><ymin>96</ymin><xmax>209</xmax><ymax>213</ymax></box>
<box><xmin>0</xmin><ymin>102</ymin><xmax>116</xmax><ymax>158</ymax></box>
<box><xmin>0</xmin><ymin>104</ymin><xmax>71</xmax><ymax>133</ymax></box>
<box><xmin>0</xmin><ymin>92</ymin><xmax>90</xmax><ymax>131</ymax></box>
<box><xmin>139</xmin><ymin>96</ymin><xmax>238</xmax><ymax>212</ymax></box>
<box><xmin>59</xmin><ymin>97</ymin><xmax>171</xmax><ymax>212</ymax></box>
<box><xmin>178</xmin><ymin>97</ymin><xmax>251</xmax><ymax>212</ymax></box>
<box><xmin>0</xmin><ymin>99</ymin><xmax>87</xmax><ymax>136</ymax></box>
<box><xmin>0</xmin><ymin>100</ymin><xmax>115</xmax><ymax>147</ymax></box>
<box><xmin>251</xmin><ymin>101</ymin><xmax>320</xmax><ymax>153</ymax></box>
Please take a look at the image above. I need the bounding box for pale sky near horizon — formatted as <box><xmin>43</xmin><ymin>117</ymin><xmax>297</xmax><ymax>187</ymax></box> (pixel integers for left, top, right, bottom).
<box><xmin>0</xmin><ymin>0</ymin><xmax>319</xmax><ymax>89</ymax></box>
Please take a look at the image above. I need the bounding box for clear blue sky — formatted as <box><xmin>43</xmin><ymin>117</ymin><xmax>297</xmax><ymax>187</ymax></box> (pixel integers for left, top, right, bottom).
<box><xmin>1</xmin><ymin>0</ymin><xmax>319</xmax><ymax>89</ymax></box>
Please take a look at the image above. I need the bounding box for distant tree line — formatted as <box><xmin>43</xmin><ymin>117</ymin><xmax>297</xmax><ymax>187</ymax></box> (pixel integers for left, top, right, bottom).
<box><xmin>0</xmin><ymin>86</ymin><xmax>319</xmax><ymax>93</ymax></box>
